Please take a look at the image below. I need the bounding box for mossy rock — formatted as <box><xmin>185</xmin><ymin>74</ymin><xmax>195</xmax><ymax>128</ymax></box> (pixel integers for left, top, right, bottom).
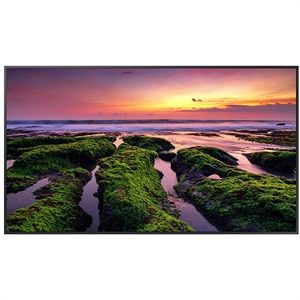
<box><xmin>245</xmin><ymin>151</ymin><xmax>296</xmax><ymax>173</ymax></box>
<box><xmin>123</xmin><ymin>135</ymin><xmax>175</xmax><ymax>153</ymax></box>
<box><xmin>191</xmin><ymin>146</ymin><xmax>238</xmax><ymax>166</ymax></box>
<box><xmin>171</xmin><ymin>146</ymin><xmax>240</xmax><ymax>179</ymax></box>
<box><xmin>234</xmin><ymin>131</ymin><xmax>296</xmax><ymax>147</ymax></box>
<box><xmin>7</xmin><ymin>136</ymin><xmax>79</xmax><ymax>158</ymax></box>
<box><xmin>7</xmin><ymin>137</ymin><xmax>115</xmax><ymax>193</ymax></box>
<box><xmin>173</xmin><ymin>147</ymin><xmax>296</xmax><ymax>232</ymax></box>
<box><xmin>96</xmin><ymin>143</ymin><xmax>193</xmax><ymax>232</ymax></box>
<box><xmin>187</xmin><ymin>132</ymin><xmax>220</xmax><ymax>137</ymax></box>
<box><xmin>7</xmin><ymin>167</ymin><xmax>92</xmax><ymax>233</ymax></box>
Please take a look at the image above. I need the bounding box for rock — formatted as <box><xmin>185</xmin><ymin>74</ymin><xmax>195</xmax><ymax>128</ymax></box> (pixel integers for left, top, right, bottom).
<box><xmin>122</xmin><ymin>135</ymin><xmax>175</xmax><ymax>153</ymax></box>
<box><xmin>187</xmin><ymin>132</ymin><xmax>220</xmax><ymax>137</ymax></box>
<box><xmin>158</xmin><ymin>151</ymin><xmax>176</xmax><ymax>162</ymax></box>
<box><xmin>156</xmin><ymin>169</ymin><xmax>164</xmax><ymax>179</ymax></box>
<box><xmin>95</xmin><ymin>143</ymin><xmax>193</xmax><ymax>232</ymax></box>
<box><xmin>172</xmin><ymin>147</ymin><xmax>296</xmax><ymax>232</ymax></box>
<box><xmin>245</xmin><ymin>151</ymin><xmax>296</xmax><ymax>173</ymax></box>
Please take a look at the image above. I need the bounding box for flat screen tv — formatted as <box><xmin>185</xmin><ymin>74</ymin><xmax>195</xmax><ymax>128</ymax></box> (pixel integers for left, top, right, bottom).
<box><xmin>4</xmin><ymin>66</ymin><xmax>298</xmax><ymax>234</ymax></box>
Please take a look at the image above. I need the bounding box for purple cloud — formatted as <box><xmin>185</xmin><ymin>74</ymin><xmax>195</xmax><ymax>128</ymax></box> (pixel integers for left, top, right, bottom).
<box><xmin>178</xmin><ymin>103</ymin><xmax>296</xmax><ymax>113</ymax></box>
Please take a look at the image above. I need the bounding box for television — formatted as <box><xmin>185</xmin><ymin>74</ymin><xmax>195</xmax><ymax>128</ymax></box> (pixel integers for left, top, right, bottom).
<box><xmin>5</xmin><ymin>66</ymin><xmax>298</xmax><ymax>233</ymax></box>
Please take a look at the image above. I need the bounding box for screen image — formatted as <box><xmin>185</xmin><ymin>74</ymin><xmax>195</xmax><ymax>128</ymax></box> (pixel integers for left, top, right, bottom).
<box><xmin>4</xmin><ymin>67</ymin><xmax>298</xmax><ymax>233</ymax></box>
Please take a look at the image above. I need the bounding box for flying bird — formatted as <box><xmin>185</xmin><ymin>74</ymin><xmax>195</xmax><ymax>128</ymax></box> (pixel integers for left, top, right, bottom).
<box><xmin>192</xmin><ymin>98</ymin><xmax>203</xmax><ymax>102</ymax></box>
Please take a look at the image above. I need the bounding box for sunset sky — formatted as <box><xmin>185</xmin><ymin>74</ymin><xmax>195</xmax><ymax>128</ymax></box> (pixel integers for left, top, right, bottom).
<box><xmin>6</xmin><ymin>67</ymin><xmax>297</xmax><ymax>120</ymax></box>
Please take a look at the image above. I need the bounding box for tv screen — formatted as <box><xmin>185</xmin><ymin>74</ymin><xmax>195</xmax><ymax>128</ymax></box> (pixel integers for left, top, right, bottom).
<box><xmin>5</xmin><ymin>66</ymin><xmax>298</xmax><ymax>233</ymax></box>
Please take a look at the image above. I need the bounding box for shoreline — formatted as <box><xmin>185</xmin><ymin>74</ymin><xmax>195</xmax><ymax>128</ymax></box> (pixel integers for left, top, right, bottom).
<box><xmin>6</xmin><ymin>128</ymin><xmax>296</xmax><ymax>177</ymax></box>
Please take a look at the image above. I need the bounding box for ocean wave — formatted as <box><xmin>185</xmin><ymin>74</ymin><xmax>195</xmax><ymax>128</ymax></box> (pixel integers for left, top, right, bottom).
<box><xmin>7</xmin><ymin>120</ymin><xmax>296</xmax><ymax>132</ymax></box>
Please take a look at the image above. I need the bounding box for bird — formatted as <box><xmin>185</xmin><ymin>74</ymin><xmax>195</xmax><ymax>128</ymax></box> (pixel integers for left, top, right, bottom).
<box><xmin>192</xmin><ymin>98</ymin><xmax>203</xmax><ymax>102</ymax></box>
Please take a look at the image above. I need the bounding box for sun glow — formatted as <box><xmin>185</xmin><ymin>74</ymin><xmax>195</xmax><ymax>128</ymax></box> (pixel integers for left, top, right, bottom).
<box><xmin>7</xmin><ymin>68</ymin><xmax>296</xmax><ymax>120</ymax></box>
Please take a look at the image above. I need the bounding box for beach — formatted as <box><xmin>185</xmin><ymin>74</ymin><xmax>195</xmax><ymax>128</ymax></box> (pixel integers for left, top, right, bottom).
<box><xmin>6</xmin><ymin>120</ymin><xmax>296</xmax><ymax>233</ymax></box>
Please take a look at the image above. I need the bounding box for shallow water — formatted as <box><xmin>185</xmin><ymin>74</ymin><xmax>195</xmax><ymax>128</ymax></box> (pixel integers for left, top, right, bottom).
<box><xmin>114</xmin><ymin>136</ymin><xmax>124</xmax><ymax>148</ymax></box>
<box><xmin>207</xmin><ymin>174</ymin><xmax>222</xmax><ymax>179</ymax></box>
<box><xmin>150</xmin><ymin>132</ymin><xmax>291</xmax><ymax>153</ymax></box>
<box><xmin>6</xmin><ymin>177</ymin><xmax>50</xmax><ymax>214</ymax></box>
<box><xmin>232</xmin><ymin>153</ymin><xmax>268</xmax><ymax>175</ymax></box>
<box><xmin>168</xmin><ymin>196</ymin><xmax>218</xmax><ymax>232</ymax></box>
<box><xmin>7</xmin><ymin>160</ymin><xmax>15</xmax><ymax>169</ymax></box>
<box><xmin>79</xmin><ymin>166</ymin><xmax>100</xmax><ymax>232</ymax></box>
<box><xmin>154</xmin><ymin>158</ymin><xmax>218</xmax><ymax>232</ymax></box>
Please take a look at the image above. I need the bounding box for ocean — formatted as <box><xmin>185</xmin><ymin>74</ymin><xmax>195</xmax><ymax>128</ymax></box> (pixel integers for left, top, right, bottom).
<box><xmin>7</xmin><ymin>120</ymin><xmax>296</xmax><ymax>133</ymax></box>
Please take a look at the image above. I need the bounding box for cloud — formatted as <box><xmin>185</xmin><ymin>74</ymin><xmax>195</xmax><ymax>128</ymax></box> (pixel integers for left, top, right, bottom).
<box><xmin>178</xmin><ymin>103</ymin><xmax>296</xmax><ymax>113</ymax></box>
<box><xmin>192</xmin><ymin>98</ymin><xmax>203</xmax><ymax>102</ymax></box>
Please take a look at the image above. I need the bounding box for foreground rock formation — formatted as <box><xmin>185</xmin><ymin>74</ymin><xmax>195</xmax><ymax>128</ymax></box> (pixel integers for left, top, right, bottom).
<box><xmin>96</xmin><ymin>143</ymin><xmax>193</xmax><ymax>232</ymax></box>
<box><xmin>172</xmin><ymin>146</ymin><xmax>296</xmax><ymax>232</ymax></box>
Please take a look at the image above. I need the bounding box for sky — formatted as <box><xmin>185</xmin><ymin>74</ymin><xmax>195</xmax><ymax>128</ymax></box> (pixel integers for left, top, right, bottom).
<box><xmin>6</xmin><ymin>67</ymin><xmax>297</xmax><ymax>120</ymax></box>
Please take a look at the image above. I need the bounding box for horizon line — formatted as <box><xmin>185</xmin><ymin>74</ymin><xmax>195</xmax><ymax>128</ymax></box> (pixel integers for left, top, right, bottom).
<box><xmin>7</xmin><ymin>119</ymin><xmax>295</xmax><ymax>123</ymax></box>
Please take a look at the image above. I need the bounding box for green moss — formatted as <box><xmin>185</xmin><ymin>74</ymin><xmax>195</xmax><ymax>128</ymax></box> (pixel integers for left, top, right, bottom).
<box><xmin>7</xmin><ymin>137</ymin><xmax>115</xmax><ymax>193</ymax></box>
<box><xmin>7</xmin><ymin>168</ymin><xmax>92</xmax><ymax>233</ymax></box>
<box><xmin>192</xmin><ymin>147</ymin><xmax>238</xmax><ymax>166</ymax></box>
<box><xmin>172</xmin><ymin>146</ymin><xmax>240</xmax><ymax>178</ymax></box>
<box><xmin>123</xmin><ymin>135</ymin><xmax>175</xmax><ymax>153</ymax></box>
<box><xmin>96</xmin><ymin>143</ymin><xmax>193</xmax><ymax>232</ymax></box>
<box><xmin>6</xmin><ymin>173</ymin><xmax>37</xmax><ymax>194</ymax></box>
<box><xmin>173</xmin><ymin>147</ymin><xmax>296</xmax><ymax>232</ymax></box>
<box><xmin>7</xmin><ymin>136</ymin><xmax>79</xmax><ymax>158</ymax></box>
<box><xmin>245</xmin><ymin>151</ymin><xmax>296</xmax><ymax>173</ymax></box>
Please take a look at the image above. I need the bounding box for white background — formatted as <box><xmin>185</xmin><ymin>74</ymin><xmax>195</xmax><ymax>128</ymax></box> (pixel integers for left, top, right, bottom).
<box><xmin>0</xmin><ymin>0</ymin><xmax>299</xmax><ymax>299</ymax></box>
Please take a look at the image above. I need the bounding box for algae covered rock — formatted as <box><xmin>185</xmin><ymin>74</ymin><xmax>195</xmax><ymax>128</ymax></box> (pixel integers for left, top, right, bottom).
<box><xmin>95</xmin><ymin>143</ymin><xmax>193</xmax><ymax>232</ymax></box>
<box><xmin>7</xmin><ymin>168</ymin><xmax>93</xmax><ymax>233</ymax></box>
<box><xmin>233</xmin><ymin>130</ymin><xmax>296</xmax><ymax>147</ymax></box>
<box><xmin>7</xmin><ymin>137</ymin><xmax>115</xmax><ymax>193</ymax></box>
<box><xmin>194</xmin><ymin>147</ymin><xmax>238</xmax><ymax>166</ymax></box>
<box><xmin>7</xmin><ymin>136</ymin><xmax>79</xmax><ymax>158</ymax></box>
<box><xmin>245</xmin><ymin>151</ymin><xmax>296</xmax><ymax>173</ymax></box>
<box><xmin>171</xmin><ymin>146</ymin><xmax>237</xmax><ymax>179</ymax></box>
<box><xmin>123</xmin><ymin>135</ymin><xmax>175</xmax><ymax>153</ymax></box>
<box><xmin>173</xmin><ymin>147</ymin><xmax>296</xmax><ymax>232</ymax></box>
<box><xmin>6</xmin><ymin>136</ymin><xmax>116</xmax><ymax>232</ymax></box>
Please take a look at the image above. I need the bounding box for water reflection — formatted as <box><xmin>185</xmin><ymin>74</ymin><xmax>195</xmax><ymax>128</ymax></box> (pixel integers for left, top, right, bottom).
<box><xmin>79</xmin><ymin>166</ymin><xmax>100</xmax><ymax>232</ymax></box>
<box><xmin>207</xmin><ymin>174</ymin><xmax>222</xmax><ymax>180</ymax></box>
<box><xmin>232</xmin><ymin>153</ymin><xmax>268</xmax><ymax>175</ymax></box>
<box><xmin>6</xmin><ymin>177</ymin><xmax>50</xmax><ymax>214</ymax></box>
<box><xmin>7</xmin><ymin>160</ymin><xmax>15</xmax><ymax>169</ymax></box>
<box><xmin>114</xmin><ymin>136</ymin><xmax>124</xmax><ymax>148</ymax></box>
<box><xmin>154</xmin><ymin>158</ymin><xmax>218</xmax><ymax>232</ymax></box>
